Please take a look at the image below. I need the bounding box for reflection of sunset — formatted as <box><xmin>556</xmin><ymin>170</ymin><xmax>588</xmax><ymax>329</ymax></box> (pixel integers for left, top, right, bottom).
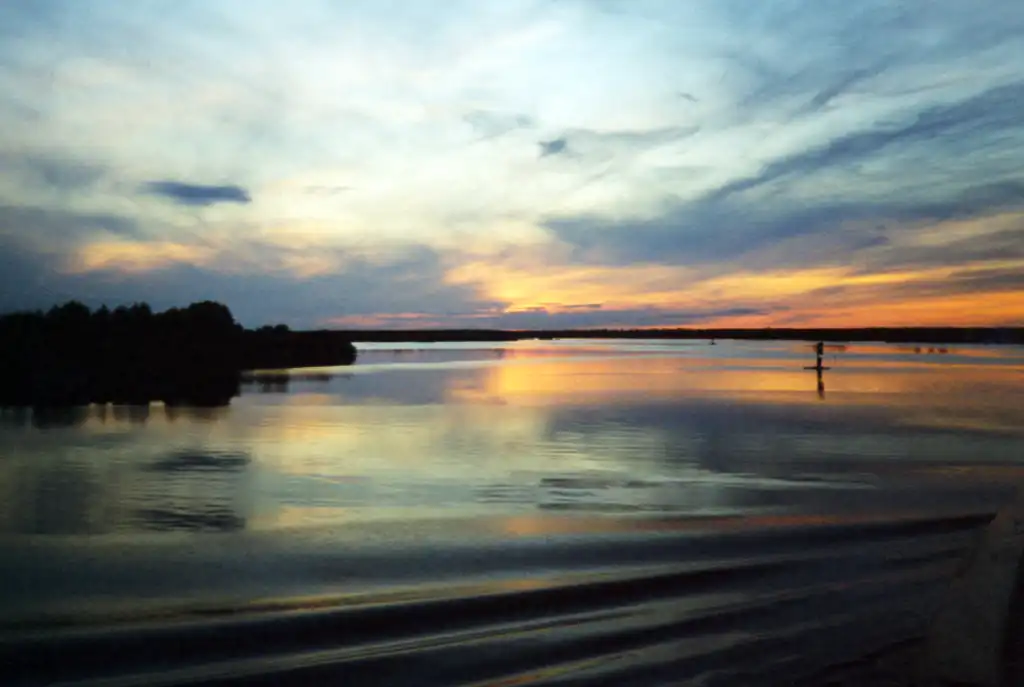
<box><xmin>4</xmin><ymin>340</ymin><xmax>1021</xmax><ymax>537</ymax></box>
<box><xmin>468</xmin><ymin>352</ymin><xmax>1021</xmax><ymax>407</ymax></box>
<box><xmin>488</xmin><ymin>511</ymin><xmax>965</xmax><ymax>539</ymax></box>
<box><xmin>248</xmin><ymin>403</ymin><xmax>557</xmax><ymax>478</ymax></box>
<box><xmin>438</xmin><ymin>349</ymin><xmax>1024</xmax><ymax>440</ymax></box>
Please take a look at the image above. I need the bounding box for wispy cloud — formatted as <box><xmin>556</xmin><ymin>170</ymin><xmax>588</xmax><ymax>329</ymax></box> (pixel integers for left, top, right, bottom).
<box><xmin>464</xmin><ymin>110</ymin><xmax>533</xmax><ymax>141</ymax></box>
<box><xmin>544</xmin><ymin>72</ymin><xmax>1024</xmax><ymax>276</ymax></box>
<box><xmin>0</xmin><ymin>205</ymin><xmax>141</xmax><ymax>247</ymax></box>
<box><xmin>0</xmin><ymin>153</ymin><xmax>106</xmax><ymax>194</ymax></box>
<box><xmin>538</xmin><ymin>138</ymin><xmax>568</xmax><ymax>158</ymax></box>
<box><xmin>144</xmin><ymin>181</ymin><xmax>252</xmax><ymax>207</ymax></box>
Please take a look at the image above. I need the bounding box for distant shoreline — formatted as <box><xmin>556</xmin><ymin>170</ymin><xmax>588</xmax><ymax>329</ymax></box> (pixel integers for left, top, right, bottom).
<box><xmin>3</xmin><ymin>299</ymin><xmax>1020</xmax><ymax>409</ymax></box>
<box><xmin>339</xmin><ymin>327</ymin><xmax>1023</xmax><ymax>345</ymax></box>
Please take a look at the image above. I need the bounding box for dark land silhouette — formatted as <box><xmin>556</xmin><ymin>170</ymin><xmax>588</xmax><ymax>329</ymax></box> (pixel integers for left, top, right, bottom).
<box><xmin>0</xmin><ymin>301</ymin><xmax>356</xmax><ymax>408</ymax></box>
<box><xmin>4</xmin><ymin>300</ymin><xmax>1020</xmax><ymax>408</ymax></box>
<box><xmin>342</xmin><ymin>326</ymin><xmax>1023</xmax><ymax>344</ymax></box>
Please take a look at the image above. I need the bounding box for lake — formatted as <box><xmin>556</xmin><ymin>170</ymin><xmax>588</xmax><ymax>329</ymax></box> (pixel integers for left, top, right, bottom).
<box><xmin>1</xmin><ymin>339</ymin><xmax>1023</xmax><ymax>685</ymax></box>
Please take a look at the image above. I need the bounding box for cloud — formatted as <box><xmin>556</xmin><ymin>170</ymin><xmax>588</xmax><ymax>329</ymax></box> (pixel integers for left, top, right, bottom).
<box><xmin>543</xmin><ymin>71</ymin><xmax>1024</xmax><ymax>274</ymax></box>
<box><xmin>328</xmin><ymin>304</ymin><xmax>782</xmax><ymax>330</ymax></box>
<box><xmin>144</xmin><ymin>181</ymin><xmax>252</xmax><ymax>207</ymax></box>
<box><xmin>303</xmin><ymin>185</ymin><xmax>352</xmax><ymax>196</ymax></box>
<box><xmin>505</xmin><ymin>304</ymin><xmax>779</xmax><ymax>329</ymax></box>
<box><xmin>535</xmin><ymin>126</ymin><xmax>699</xmax><ymax>166</ymax></box>
<box><xmin>717</xmin><ymin>0</ymin><xmax>1024</xmax><ymax>112</ymax></box>
<box><xmin>0</xmin><ymin>204</ymin><xmax>142</xmax><ymax>246</ymax></box>
<box><xmin>538</xmin><ymin>138</ymin><xmax>568</xmax><ymax>158</ymax></box>
<box><xmin>576</xmin><ymin>126</ymin><xmax>700</xmax><ymax>149</ymax></box>
<box><xmin>490</xmin><ymin>305</ymin><xmax>776</xmax><ymax>330</ymax></box>
<box><xmin>0</xmin><ymin>154</ymin><xmax>107</xmax><ymax>194</ymax></box>
<box><xmin>0</xmin><ymin>242</ymin><xmax>66</xmax><ymax>313</ymax></box>
<box><xmin>802</xmin><ymin>66</ymin><xmax>882</xmax><ymax>113</ymax></box>
<box><xmin>1</xmin><ymin>1</ymin><xmax>1022</xmax><ymax>327</ymax></box>
<box><xmin>69</xmin><ymin>241</ymin><xmax>218</xmax><ymax>274</ymax></box>
<box><xmin>712</xmin><ymin>81</ymin><xmax>1024</xmax><ymax>204</ymax></box>
<box><xmin>861</xmin><ymin>219</ymin><xmax>1024</xmax><ymax>273</ymax></box>
<box><xmin>464</xmin><ymin>110</ymin><xmax>534</xmax><ymax>141</ymax></box>
<box><xmin>806</xmin><ymin>265</ymin><xmax>1024</xmax><ymax>306</ymax></box>
<box><xmin>548</xmin><ymin>180</ymin><xmax>1024</xmax><ymax>271</ymax></box>
<box><xmin>0</xmin><ymin>234</ymin><xmax>505</xmax><ymax>328</ymax></box>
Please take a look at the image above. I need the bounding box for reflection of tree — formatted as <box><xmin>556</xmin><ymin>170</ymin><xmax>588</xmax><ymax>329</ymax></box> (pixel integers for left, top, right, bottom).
<box><xmin>136</xmin><ymin>507</ymin><xmax>245</xmax><ymax>532</ymax></box>
<box><xmin>239</xmin><ymin>371</ymin><xmax>337</xmax><ymax>395</ymax></box>
<box><xmin>29</xmin><ymin>407</ymin><xmax>90</xmax><ymax>429</ymax></box>
<box><xmin>0</xmin><ymin>433</ymin><xmax>254</xmax><ymax>535</ymax></box>
<box><xmin>0</xmin><ymin>407</ymin><xmax>30</xmax><ymax>429</ymax></box>
<box><xmin>146</xmin><ymin>450</ymin><xmax>250</xmax><ymax>472</ymax></box>
<box><xmin>133</xmin><ymin>449</ymin><xmax>252</xmax><ymax>533</ymax></box>
<box><xmin>163</xmin><ymin>405</ymin><xmax>230</xmax><ymax>423</ymax></box>
<box><xmin>258</xmin><ymin>378</ymin><xmax>290</xmax><ymax>394</ymax></box>
<box><xmin>7</xmin><ymin>457</ymin><xmax>105</xmax><ymax>535</ymax></box>
<box><xmin>112</xmin><ymin>405</ymin><xmax>151</xmax><ymax>424</ymax></box>
<box><xmin>21</xmin><ymin>404</ymin><xmax>153</xmax><ymax>427</ymax></box>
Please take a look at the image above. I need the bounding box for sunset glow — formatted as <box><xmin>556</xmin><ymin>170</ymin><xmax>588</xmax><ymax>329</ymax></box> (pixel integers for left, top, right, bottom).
<box><xmin>1</xmin><ymin>1</ymin><xmax>1021</xmax><ymax>327</ymax></box>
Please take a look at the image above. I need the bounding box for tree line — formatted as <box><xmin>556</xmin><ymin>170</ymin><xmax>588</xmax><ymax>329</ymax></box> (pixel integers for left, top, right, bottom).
<box><xmin>0</xmin><ymin>301</ymin><xmax>356</xmax><ymax>408</ymax></box>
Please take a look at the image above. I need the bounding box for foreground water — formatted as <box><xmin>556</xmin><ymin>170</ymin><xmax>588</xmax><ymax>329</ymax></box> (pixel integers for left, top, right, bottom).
<box><xmin>1</xmin><ymin>339</ymin><xmax>1022</xmax><ymax>685</ymax></box>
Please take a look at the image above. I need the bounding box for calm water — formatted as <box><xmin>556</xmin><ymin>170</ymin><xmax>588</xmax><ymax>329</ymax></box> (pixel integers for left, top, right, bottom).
<box><xmin>2</xmin><ymin>339</ymin><xmax>1022</xmax><ymax>537</ymax></box>
<box><xmin>2</xmin><ymin>339</ymin><xmax>1023</xmax><ymax>683</ymax></box>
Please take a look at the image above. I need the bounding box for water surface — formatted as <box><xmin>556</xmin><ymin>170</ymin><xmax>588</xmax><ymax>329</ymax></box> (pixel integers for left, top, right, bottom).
<box><xmin>1</xmin><ymin>339</ymin><xmax>1022</xmax><ymax>684</ymax></box>
<box><xmin>3</xmin><ymin>339</ymin><xmax>1021</xmax><ymax>539</ymax></box>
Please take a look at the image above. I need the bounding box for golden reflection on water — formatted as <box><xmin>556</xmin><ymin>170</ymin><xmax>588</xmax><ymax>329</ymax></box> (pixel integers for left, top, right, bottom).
<box><xmin>491</xmin><ymin>511</ymin><xmax>925</xmax><ymax>538</ymax></box>
<box><xmin>460</xmin><ymin>349</ymin><xmax>1023</xmax><ymax>428</ymax></box>
<box><xmin>1</xmin><ymin>341</ymin><xmax>1022</xmax><ymax>535</ymax></box>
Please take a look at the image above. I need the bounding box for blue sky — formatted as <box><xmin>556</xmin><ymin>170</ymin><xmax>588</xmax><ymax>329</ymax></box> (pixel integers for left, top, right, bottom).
<box><xmin>1</xmin><ymin>0</ymin><xmax>1022</xmax><ymax>328</ymax></box>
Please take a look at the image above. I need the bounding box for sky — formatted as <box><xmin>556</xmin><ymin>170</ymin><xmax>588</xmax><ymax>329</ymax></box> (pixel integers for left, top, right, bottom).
<box><xmin>0</xmin><ymin>0</ymin><xmax>1022</xmax><ymax>329</ymax></box>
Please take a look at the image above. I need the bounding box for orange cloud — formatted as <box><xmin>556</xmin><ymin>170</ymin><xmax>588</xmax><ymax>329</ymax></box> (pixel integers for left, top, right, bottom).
<box><xmin>443</xmin><ymin>253</ymin><xmax>1024</xmax><ymax>327</ymax></box>
<box><xmin>276</xmin><ymin>252</ymin><xmax>343</xmax><ymax>278</ymax></box>
<box><xmin>67</xmin><ymin>241</ymin><xmax>217</xmax><ymax>273</ymax></box>
<box><xmin>770</xmin><ymin>291</ymin><xmax>1024</xmax><ymax>328</ymax></box>
<box><xmin>66</xmin><ymin>236</ymin><xmax>347</xmax><ymax>279</ymax></box>
<box><xmin>445</xmin><ymin>259</ymin><xmax>696</xmax><ymax>312</ymax></box>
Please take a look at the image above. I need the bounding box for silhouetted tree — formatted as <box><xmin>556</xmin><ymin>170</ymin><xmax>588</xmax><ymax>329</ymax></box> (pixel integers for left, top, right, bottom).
<box><xmin>0</xmin><ymin>300</ymin><xmax>355</xmax><ymax>408</ymax></box>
